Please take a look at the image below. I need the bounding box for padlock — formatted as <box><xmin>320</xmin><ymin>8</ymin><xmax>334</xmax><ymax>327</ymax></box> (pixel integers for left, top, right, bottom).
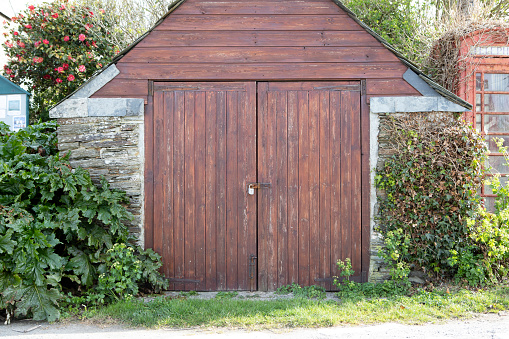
<box><xmin>248</xmin><ymin>185</ymin><xmax>255</xmax><ymax>195</ymax></box>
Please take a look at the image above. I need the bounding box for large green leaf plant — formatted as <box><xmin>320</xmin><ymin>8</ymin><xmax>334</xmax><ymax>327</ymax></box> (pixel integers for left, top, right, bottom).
<box><xmin>0</xmin><ymin>122</ymin><xmax>165</xmax><ymax>321</ymax></box>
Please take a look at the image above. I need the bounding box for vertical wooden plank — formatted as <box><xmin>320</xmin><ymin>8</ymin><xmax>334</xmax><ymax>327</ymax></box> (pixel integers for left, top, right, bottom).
<box><xmin>237</xmin><ymin>90</ymin><xmax>248</xmax><ymax>290</ymax></box>
<box><xmin>360</xmin><ymin>92</ymin><xmax>371</xmax><ymax>282</ymax></box>
<box><xmin>226</xmin><ymin>91</ymin><xmax>239</xmax><ymax>290</ymax></box>
<box><xmin>153</xmin><ymin>91</ymin><xmax>164</xmax><ymax>267</ymax></box>
<box><xmin>257</xmin><ymin>82</ymin><xmax>269</xmax><ymax>291</ymax></box>
<box><xmin>319</xmin><ymin>91</ymin><xmax>331</xmax><ymax>291</ymax></box>
<box><xmin>174</xmin><ymin>91</ymin><xmax>186</xmax><ymax>291</ymax></box>
<box><xmin>308</xmin><ymin>90</ymin><xmax>320</xmax><ymax>286</ymax></box>
<box><xmin>287</xmin><ymin>90</ymin><xmax>299</xmax><ymax>286</ymax></box>
<box><xmin>266</xmin><ymin>90</ymin><xmax>278</xmax><ymax>291</ymax></box>
<box><xmin>245</xmin><ymin>82</ymin><xmax>258</xmax><ymax>290</ymax></box>
<box><xmin>348</xmin><ymin>91</ymin><xmax>362</xmax><ymax>277</ymax></box>
<box><xmin>144</xmin><ymin>90</ymin><xmax>154</xmax><ymax>251</ymax></box>
<box><xmin>205</xmin><ymin>91</ymin><xmax>218</xmax><ymax>290</ymax></box>
<box><xmin>298</xmin><ymin>91</ymin><xmax>310</xmax><ymax>287</ymax></box>
<box><xmin>163</xmin><ymin>91</ymin><xmax>175</xmax><ymax>290</ymax></box>
<box><xmin>216</xmin><ymin>91</ymin><xmax>227</xmax><ymax>290</ymax></box>
<box><xmin>330</xmin><ymin>91</ymin><xmax>341</xmax><ymax>279</ymax></box>
<box><xmin>184</xmin><ymin>92</ymin><xmax>196</xmax><ymax>291</ymax></box>
<box><xmin>195</xmin><ymin>91</ymin><xmax>206</xmax><ymax>290</ymax></box>
<box><xmin>276</xmin><ymin>91</ymin><xmax>288</xmax><ymax>288</ymax></box>
<box><xmin>340</xmin><ymin>91</ymin><xmax>352</xmax><ymax>269</ymax></box>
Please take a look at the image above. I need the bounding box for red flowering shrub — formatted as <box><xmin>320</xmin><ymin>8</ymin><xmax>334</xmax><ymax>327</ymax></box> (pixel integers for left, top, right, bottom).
<box><xmin>2</xmin><ymin>0</ymin><xmax>118</xmax><ymax>121</ymax></box>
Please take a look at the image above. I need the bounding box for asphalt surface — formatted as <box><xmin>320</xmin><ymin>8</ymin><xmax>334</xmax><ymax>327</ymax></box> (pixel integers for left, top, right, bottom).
<box><xmin>1</xmin><ymin>313</ymin><xmax>509</xmax><ymax>339</ymax></box>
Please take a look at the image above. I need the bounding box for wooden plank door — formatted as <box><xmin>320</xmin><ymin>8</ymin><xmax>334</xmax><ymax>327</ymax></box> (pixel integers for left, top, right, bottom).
<box><xmin>257</xmin><ymin>82</ymin><xmax>363</xmax><ymax>291</ymax></box>
<box><xmin>148</xmin><ymin>82</ymin><xmax>257</xmax><ymax>291</ymax></box>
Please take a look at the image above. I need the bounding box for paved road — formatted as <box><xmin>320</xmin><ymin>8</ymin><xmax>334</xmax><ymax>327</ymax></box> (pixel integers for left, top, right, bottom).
<box><xmin>1</xmin><ymin>314</ymin><xmax>509</xmax><ymax>339</ymax></box>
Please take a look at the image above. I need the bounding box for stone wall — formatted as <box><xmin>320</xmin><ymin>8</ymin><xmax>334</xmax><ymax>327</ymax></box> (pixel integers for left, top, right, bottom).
<box><xmin>368</xmin><ymin>111</ymin><xmax>460</xmax><ymax>282</ymax></box>
<box><xmin>56</xmin><ymin>116</ymin><xmax>144</xmax><ymax>238</ymax></box>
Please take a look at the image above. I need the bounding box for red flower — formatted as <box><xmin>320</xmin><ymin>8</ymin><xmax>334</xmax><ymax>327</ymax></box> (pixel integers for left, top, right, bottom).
<box><xmin>24</xmin><ymin>24</ymin><xmax>32</xmax><ymax>29</ymax></box>
<box><xmin>17</xmin><ymin>41</ymin><xmax>25</xmax><ymax>48</ymax></box>
<box><xmin>63</xmin><ymin>63</ymin><xmax>69</xmax><ymax>70</ymax></box>
<box><xmin>5</xmin><ymin>69</ymin><xmax>11</xmax><ymax>74</ymax></box>
<box><xmin>43</xmin><ymin>74</ymin><xmax>51</xmax><ymax>79</ymax></box>
<box><xmin>52</xmin><ymin>13</ymin><xmax>58</xmax><ymax>18</ymax></box>
<box><xmin>68</xmin><ymin>55</ymin><xmax>72</xmax><ymax>60</ymax></box>
<box><xmin>28</xmin><ymin>5</ymin><xmax>35</xmax><ymax>11</ymax></box>
<box><xmin>89</xmin><ymin>11</ymin><xmax>93</xmax><ymax>16</ymax></box>
<box><xmin>33</xmin><ymin>56</ymin><xmax>43</xmax><ymax>63</ymax></box>
<box><xmin>56</xmin><ymin>78</ymin><xmax>62</xmax><ymax>83</ymax></box>
<box><xmin>57</xmin><ymin>66</ymin><xmax>64</xmax><ymax>73</ymax></box>
<box><xmin>43</xmin><ymin>39</ymin><xmax>49</xmax><ymax>44</ymax></box>
<box><xmin>99</xmin><ymin>8</ymin><xmax>105</xmax><ymax>14</ymax></box>
<box><xmin>85</xmin><ymin>24</ymin><xmax>91</xmax><ymax>30</ymax></box>
<box><xmin>34</xmin><ymin>41</ymin><xmax>41</xmax><ymax>47</ymax></box>
<box><xmin>97</xmin><ymin>63</ymin><xmax>102</xmax><ymax>68</ymax></box>
<box><xmin>10</xmin><ymin>74</ymin><xmax>14</xmax><ymax>78</ymax></box>
<box><xmin>92</xmin><ymin>41</ymin><xmax>97</xmax><ymax>48</ymax></box>
<box><xmin>79</xmin><ymin>34</ymin><xmax>86</xmax><ymax>41</ymax></box>
<box><xmin>13</xmin><ymin>31</ymin><xmax>18</xmax><ymax>36</ymax></box>
<box><xmin>67</xmin><ymin>74</ymin><xmax>75</xmax><ymax>81</ymax></box>
<box><xmin>64</xmin><ymin>36</ymin><xmax>69</xmax><ymax>41</ymax></box>
<box><xmin>78</xmin><ymin>65</ymin><xmax>86</xmax><ymax>72</ymax></box>
<box><xmin>4</xmin><ymin>41</ymin><xmax>13</xmax><ymax>48</ymax></box>
<box><xmin>60</xmin><ymin>5</ymin><xmax>65</xmax><ymax>10</ymax></box>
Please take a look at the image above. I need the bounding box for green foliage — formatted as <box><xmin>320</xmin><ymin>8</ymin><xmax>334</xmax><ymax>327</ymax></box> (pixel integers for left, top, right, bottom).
<box><xmin>2</xmin><ymin>0</ymin><xmax>117</xmax><ymax>122</ymax></box>
<box><xmin>341</xmin><ymin>0</ymin><xmax>423</xmax><ymax>63</ymax></box>
<box><xmin>275</xmin><ymin>283</ymin><xmax>326</xmax><ymax>300</ymax></box>
<box><xmin>0</xmin><ymin>122</ymin><xmax>166</xmax><ymax>321</ymax></box>
<box><xmin>375</xmin><ymin>114</ymin><xmax>487</xmax><ymax>279</ymax></box>
<box><xmin>334</xmin><ymin>259</ymin><xmax>410</xmax><ymax>300</ymax></box>
<box><xmin>215</xmin><ymin>291</ymin><xmax>239</xmax><ymax>300</ymax></box>
<box><xmin>453</xmin><ymin>138</ymin><xmax>509</xmax><ymax>286</ymax></box>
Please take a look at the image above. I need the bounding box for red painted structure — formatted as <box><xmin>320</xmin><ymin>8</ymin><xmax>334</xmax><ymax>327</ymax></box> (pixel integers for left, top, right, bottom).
<box><xmin>455</xmin><ymin>28</ymin><xmax>509</xmax><ymax>210</ymax></box>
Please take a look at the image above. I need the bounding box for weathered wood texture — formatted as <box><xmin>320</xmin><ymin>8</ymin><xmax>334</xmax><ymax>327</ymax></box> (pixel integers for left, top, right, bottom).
<box><xmin>92</xmin><ymin>0</ymin><xmax>420</xmax><ymax>99</ymax></box>
<box><xmin>149</xmin><ymin>82</ymin><xmax>257</xmax><ymax>291</ymax></box>
<box><xmin>258</xmin><ymin>82</ymin><xmax>363</xmax><ymax>291</ymax></box>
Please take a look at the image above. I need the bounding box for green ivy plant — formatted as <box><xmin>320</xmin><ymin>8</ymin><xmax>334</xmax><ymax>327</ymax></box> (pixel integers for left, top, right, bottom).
<box><xmin>0</xmin><ymin>122</ymin><xmax>167</xmax><ymax>321</ymax></box>
<box><xmin>375</xmin><ymin>114</ymin><xmax>487</xmax><ymax>280</ymax></box>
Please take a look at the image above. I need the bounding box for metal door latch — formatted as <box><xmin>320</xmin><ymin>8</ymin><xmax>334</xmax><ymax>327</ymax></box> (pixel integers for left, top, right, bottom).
<box><xmin>247</xmin><ymin>183</ymin><xmax>271</xmax><ymax>195</ymax></box>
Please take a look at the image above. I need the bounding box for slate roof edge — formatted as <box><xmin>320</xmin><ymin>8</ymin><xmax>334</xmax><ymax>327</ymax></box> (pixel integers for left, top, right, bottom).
<box><xmin>330</xmin><ymin>0</ymin><xmax>472</xmax><ymax>110</ymax></box>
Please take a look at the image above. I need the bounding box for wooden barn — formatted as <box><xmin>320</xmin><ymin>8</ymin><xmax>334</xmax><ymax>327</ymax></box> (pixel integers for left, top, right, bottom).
<box><xmin>50</xmin><ymin>0</ymin><xmax>471</xmax><ymax>291</ymax></box>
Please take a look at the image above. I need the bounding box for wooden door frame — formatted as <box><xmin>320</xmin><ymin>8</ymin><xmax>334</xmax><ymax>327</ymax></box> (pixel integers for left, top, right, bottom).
<box><xmin>144</xmin><ymin>79</ymin><xmax>371</xmax><ymax>289</ymax></box>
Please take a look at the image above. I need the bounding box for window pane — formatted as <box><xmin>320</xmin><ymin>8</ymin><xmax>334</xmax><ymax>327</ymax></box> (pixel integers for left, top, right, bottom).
<box><xmin>484</xmin><ymin>115</ymin><xmax>509</xmax><ymax>133</ymax></box>
<box><xmin>476</xmin><ymin>93</ymin><xmax>482</xmax><ymax>112</ymax></box>
<box><xmin>488</xmin><ymin>156</ymin><xmax>509</xmax><ymax>173</ymax></box>
<box><xmin>485</xmin><ymin>94</ymin><xmax>509</xmax><ymax>112</ymax></box>
<box><xmin>485</xmin><ymin>176</ymin><xmax>509</xmax><ymax>195</ymax></box>
<box><xmin>485</xmin><ymin>135</ymin><xmax>509</xmax><ymax>152</ymax></box>
<box><xmin>476</xmin><ymin>73</ymin><xmax>482</xmax><ymax>91</ymax></box>
<box><xmin>485</xmin><ymin>197</ymin><xmax>496</xmax><ymax>212</ymax></box>
<box><xmin>484</xmin><ymin>74</ymin><xmax>509</xmax><ymax>92</ymax></box>
<box><xmin>476</xmin><ymin>114</ymin><xmax>482</xmax><ymax>132</ymax></box>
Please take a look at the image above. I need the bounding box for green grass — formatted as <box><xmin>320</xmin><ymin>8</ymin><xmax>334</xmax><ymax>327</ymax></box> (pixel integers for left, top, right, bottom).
<box><xmin>82</xmin><ymin>286</ymin><xmax>509</xmax><ymax>329</ymax></box>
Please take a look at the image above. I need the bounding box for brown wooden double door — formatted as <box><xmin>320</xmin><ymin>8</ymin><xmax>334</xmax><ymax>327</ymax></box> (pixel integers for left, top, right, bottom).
<box><xmin>148</xmin><ymin>81</ymin><xmax>363</xmax><ymax>291</ymax></box>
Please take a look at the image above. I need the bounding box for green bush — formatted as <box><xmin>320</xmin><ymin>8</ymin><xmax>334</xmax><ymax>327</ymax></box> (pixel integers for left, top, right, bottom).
<box><xmin>452</xmin><ymin>138</ymin><xmax>509</xmax><ymax>286</ymax></box>
<box><xmin>0</xmin><ymin>122</ymin><xmax>167</xmax><ymax>321</ymax></box>
<box><xmin>375</xmin><ymin>114</ymin><xmax>487</xmax><ymax>279</ymax></box>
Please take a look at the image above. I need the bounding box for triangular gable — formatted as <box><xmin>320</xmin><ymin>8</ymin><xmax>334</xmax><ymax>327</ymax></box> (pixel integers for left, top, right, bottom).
<box><xmin>52</xmin><ymin>0</ymin><xmax>471</xmax><ymax>111</ymax></box>
<box><xmin>0</xmin><ymin>74</ymin><xmax>30</xmax><ymax>95</ymax></box>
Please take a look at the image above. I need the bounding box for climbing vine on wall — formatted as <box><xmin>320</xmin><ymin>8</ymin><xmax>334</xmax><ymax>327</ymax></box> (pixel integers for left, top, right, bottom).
<box><xmin>375</xmin><ymin>113</ymin><xmax>487</xmax><ymax>277</ymax></box>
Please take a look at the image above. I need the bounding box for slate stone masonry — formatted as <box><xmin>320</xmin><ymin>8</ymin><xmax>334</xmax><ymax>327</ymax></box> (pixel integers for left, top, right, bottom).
<box><xmin>56</xmin><ymin>116</ymin><xmax>144</xmax><ymax>238</ymax></box>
